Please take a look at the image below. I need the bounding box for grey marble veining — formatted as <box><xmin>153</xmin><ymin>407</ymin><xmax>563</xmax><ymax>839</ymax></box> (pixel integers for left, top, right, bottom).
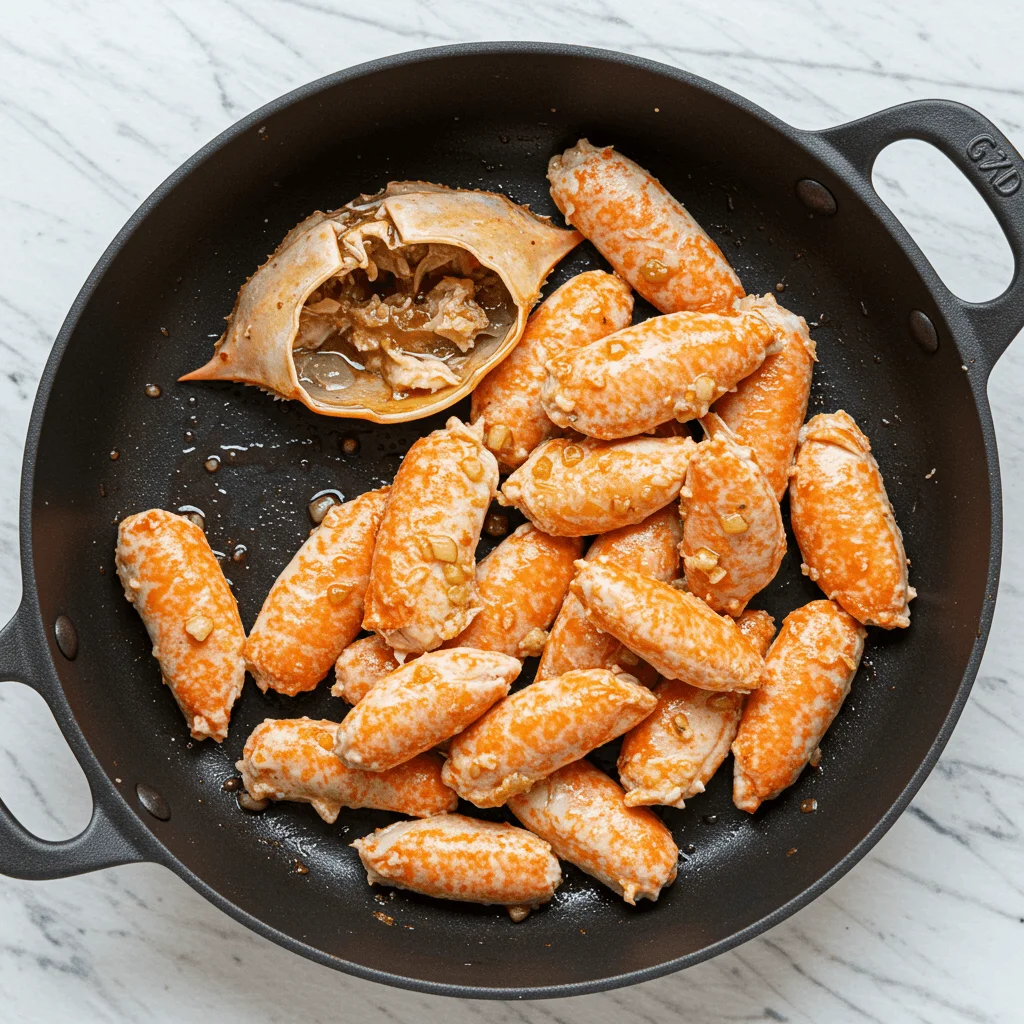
<box><xmin>1</xmin><ymin>2</ymin><xmax>1023</xmax><ymax>1021</ymax></box>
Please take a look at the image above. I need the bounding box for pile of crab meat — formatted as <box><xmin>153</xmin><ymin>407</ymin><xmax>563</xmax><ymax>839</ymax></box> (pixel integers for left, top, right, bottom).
<box><xmin>294</xmin><ymin>242</ymin><xmax>495</xmax><ymax>394</ymax></box>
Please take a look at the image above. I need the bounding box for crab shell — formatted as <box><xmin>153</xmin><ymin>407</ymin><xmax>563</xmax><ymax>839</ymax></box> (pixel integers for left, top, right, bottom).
<box><xmin>179</xmin><ymin>183</ymin><xmax>582</xmax><ymax>423</ymax></box>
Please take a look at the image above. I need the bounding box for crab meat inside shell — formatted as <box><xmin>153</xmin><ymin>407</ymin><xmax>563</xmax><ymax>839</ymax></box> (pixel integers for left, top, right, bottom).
<box><xmin>294</xmin><ymin>240</ymin><xmax>514</xmax><ymax>398</ymax></box>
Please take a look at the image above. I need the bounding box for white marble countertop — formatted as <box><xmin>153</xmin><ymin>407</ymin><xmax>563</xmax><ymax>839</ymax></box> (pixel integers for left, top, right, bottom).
<box><xmin>1</xmin><ymin>1</ymin><xmax>1023</xmax><ymax>1021</ymax></box>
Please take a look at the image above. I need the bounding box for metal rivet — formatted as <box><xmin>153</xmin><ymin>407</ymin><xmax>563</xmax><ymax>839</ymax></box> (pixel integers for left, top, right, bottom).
<box><xmin>54</xmin><ymin>615</ymin><xmax>78</xmax><ymax>660</ymax></box>
<box><xmin>908</xmin><ymin>309</ymin><xmax>939</xmax><ymax>353</ymax></box>
<box><xmin>795</xmin><ymin>178</ymin><xmax>838</xmax><ymax>216</ymax></box>
<box><xmin>136</xmin><ymin>782</ymin><xmax>171</xmax><ymax>821</ymax></box>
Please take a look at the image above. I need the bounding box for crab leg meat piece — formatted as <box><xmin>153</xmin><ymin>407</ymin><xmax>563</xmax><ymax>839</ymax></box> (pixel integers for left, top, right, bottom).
<box><xmin>472</xmin><ymin>270</ymin><xmax>634</xmax><ymax>469</ymax></box>
<box><xmin>733</xmin><ymin>600</ymin><xmax>865</xmax><ymax>812</ymax></box>
<box><xmin>617</xmin><ymin>609</ymin><xmax>775</xmax><ymax>808</ymax></box>
<box><xmin>115</xmin><ymin>509</ymin><xmax>245</xmax><ymax>742</ymax></box>
<box><xmin>363</xmin><ymin>417</ymin><xmax>499</xmax><ymax>653</ymax></box>
<box><xmin>712</xmin><ymin>294</ymin><xmax>816</xmax><ymax>500</ymax></box>
<box><xmin>570</xmin><ymin>561</ymin><xmax>764</xmax><ymax>693</ymax></box>
<box><xmin>443</xmin><ymin>668</ymin><xmax>656</xmax><ymax>808</ymax></box>
<box><xmin>245</xmin><ymin>488</ymin><xmax>389</xmax><ymax>695</ymax></box>
<box><xmin>238</xmin><ymin>718</ymin><xmax>456</xmax><ymax>820</ymax></box>
<box><xmin>790</xmin><ymin>411</ymin><xmax>915</xmax><ymax>628</ymax></box>
<box><xmin>542</xmin><ymin>310</ymin><xmax>778</xmax><ymax>440</ymax></box>
<box><xmin>334</xmin><ymin>648</ymin><xmax>520</xmax><ymax>772</ymax></box>
<box><xmin>500</xmin><ymin>435</ymin><xmax>695</xmax><ymax>537</ymax></box>
<box><xmin>508</xmin><ymin>759</ymin><xmax>678</xmax><ymax>905</ymax></box>
<box><xmin>547</xmin><ymin>139</ymin><xmax>744</xmax><ymax>313</ymax></box>
<box><xmin>681</xmin><ymin>414</ymin><xmax>786</xmax><ymax>617</ymax></box>
<box><xmin>331</xmin><ymin>634</ymin><xmax>403</xmax><ymax>704</ymax></box>
<box><xmin>538</xmin><ymin>507</ymin><xmax>682</xmax><ymax>683</ymax></box>
<box><xmin>443</xmin><ymin>523</ymin><xmax>581</xmax><ymax>657</ymax></box>
<box><xmin>353</xmin><ymin>814</ymin><xmax>562</xmax><ymax>918</ymax></box>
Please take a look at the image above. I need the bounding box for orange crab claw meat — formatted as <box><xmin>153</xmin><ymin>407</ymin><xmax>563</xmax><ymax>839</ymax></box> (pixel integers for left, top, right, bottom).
<box><xmin>363</xmin><ymin>416</ymin><xmax>499</xmax><ymax>653</ymax></box>
<box><xmin>538</xmin><ymin>506</ymin><xmax>682</xmax><ymax>683</ymax></box>
<box><xmin>472</xmin><ymin>270</ymin><xmax>634</xmax><ymax>470</ymax></box>
<box><xmin>238</xmin><ymin>717</ymin><xmax>456</xmax><ymax>821</ymax></box>
<box><xmin>115</xmin><ymin>509</ymin><xmax>245</xmax><ymax>743</ymax></box>
<box><xmin>352</xmin><ymin>814</ymin><xmax>562</xmax><ymax>914</ymax></box>
<box><xmin>790</xmin><ymin>410</ymin><xmax>915</xmax><ymax>628</ymax></box>
<box><xmin>334</xmin><ymin>648</ymin><xmax>520</xmax><ymax>773</ymax></box>
<box><xmin>547</xmin><ymin>139</ymin><xmax>744</xmax><ymax>313</ymax></box>
<box><xmin>331</xmin><ymin>633</ymin><xmax>404</xmax><ymax>704</ymax></box>
<box><xmin>732</xmin><ymin>600</ymin><xmax>865</xmax><ymax>813</ymax></box>
<box><xmin>500</xmin><ymin>435</ymin><xmax>695</xmax><ymax>537</ymax></box>
<box><xmin>569</xmin><ymin>561</ymin><xmax>764</xmax><ymax>693</ymax></box>
<box><xmin>542</xmin><ymin>309</ymin><xmax>778</xmax><ymax>440</ymax></box>
<box><xmin>712</xmin><ymin>294</ymin><xmax>816</xmax><ymax>500</ymax></box>
<box><xmin>617</xmin><ymin>609</ymin><xmax>775</xmax><ymax>809</ymax></box>
<box><xmin>681</xmin><ymin>414</ymin><xmax>787</xmax><ymax>617</ymax></box>
<box><xmin>244</xmin><ymin>488</ymin><xmax>389</xmax><ymax>696</ymax></box>
<box><xmin>442</xmin><ymin>668</ymin><xmax>656</xmax><ymax>808</ymax></box>
<box><xmin>507</xmin><ymin>759</ymin><xmax>678</xmax><ymax>905</ymax></box>
<box><xmin>442</xmin><ymin>523</ymin><xmax>580</xmax><ymax>657</ymax></box>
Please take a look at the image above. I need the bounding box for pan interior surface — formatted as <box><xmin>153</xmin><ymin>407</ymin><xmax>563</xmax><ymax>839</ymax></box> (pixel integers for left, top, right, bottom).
<box><xmin>28</xmin><ymin>50</ymin><xmax>991</xmax><ymax>994</ymax></box>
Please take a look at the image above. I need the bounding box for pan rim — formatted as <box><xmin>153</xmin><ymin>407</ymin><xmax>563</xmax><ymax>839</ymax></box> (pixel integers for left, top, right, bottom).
<box><xmin>17</xmin><ymin>40</ymin><xmax>1002</xmax><ymax>999</ymax></box>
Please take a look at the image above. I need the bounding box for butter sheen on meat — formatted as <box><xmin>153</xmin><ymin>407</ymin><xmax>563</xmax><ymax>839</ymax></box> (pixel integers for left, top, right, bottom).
<box><xmin>472</xmin><ymin>270</ymin><xmax>634</xmax><ymax>469</ymax></box>
<box><xmin>363</xmin><ymin>416</ymin><xmax>498</xmax><ymax>653</ymax></box>
<box><xmin>115</xmin><ymin>509</ymin><xmax>245</xmax><ymax>742</ymax></box>
<box><xmin>547</xmin><ymin>139</ymin><xmax>744</xmax><ymax>313</ymax></box>
<box><xmin>245</xmin><ymin>488</ymin><xmax>388</xmax><ymax>695</ymax></box>
<box><xmin>538</xmin><ymin>506</ymin><xmax>682</xmax><ymax>683</ymax></box>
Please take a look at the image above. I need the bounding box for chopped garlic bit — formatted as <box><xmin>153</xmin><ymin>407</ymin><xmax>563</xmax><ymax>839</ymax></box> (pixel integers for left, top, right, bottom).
<box><xmin>707</xmin><ymin>566</ymin><xmax>727</xmax><ymax>584</ymax></box>
<box><xmin>720</xmin><ymin>512</ymin><xmax>749</xmax><ymax>535</ymax></box>
<box><xmin>684</xmin><ymin>547</ymin><xmax>720</xmax><ymax>574</ymax></box>
<box><xmin>428</xmin><ymin>535</ymin><xmax>459</xmax><ymax>563</ymax></box>
<box><xmin>487</xmin><ymin>424</ymin><xmax>512</xmax><ymax>452</ymax></box>
<box><xmin>672</xmin><ymin>713</ymin><xmax>693</xmax><ymax>739</ymax></box>
<box><xmin>517</xmin><ymin>627</ymin><xmax>550</xmax><ymax>659</ymax></box>
<box><xmin>185</xmin><ymin>614</ymin><xmax>214</xmax><ymax>642</ymax></box>
<box><xmin>442</xmin><ymin>563</ymin><xmax>466</xmax><ymax>585</ymax></box>
<box><xmin>693</xmin><ymin>374</ymin><xmax>716</xmax><ymax>404</ymax></box>
<box><xmin>461</xmin><ymin>457</ymin><xmax>484</xmax><ymax>482</ymax></box>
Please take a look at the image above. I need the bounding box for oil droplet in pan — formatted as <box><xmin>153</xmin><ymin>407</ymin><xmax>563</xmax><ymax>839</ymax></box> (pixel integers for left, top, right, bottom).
<box><xmin>177</xmin><ymin>505</ymin><xmax>206</xmax><ymax>531</ymax></box>
<box><xmin>308</xmin><ymin>489</ymin><xmax>343</xmax><ymax>524</ymax></box>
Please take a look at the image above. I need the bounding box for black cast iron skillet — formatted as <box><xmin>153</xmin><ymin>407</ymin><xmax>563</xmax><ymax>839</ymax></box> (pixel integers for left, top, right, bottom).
<box><xmin>1</xmin><ymin>43</ymin><xmax>1022</xmax><ymax>1000</ymax></box>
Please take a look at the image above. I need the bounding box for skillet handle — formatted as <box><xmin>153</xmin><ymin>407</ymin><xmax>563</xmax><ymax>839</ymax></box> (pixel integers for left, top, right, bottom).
<box><xmin>817</xmin><ymin>99</ymin><xmax>1024</xmax><ymax>369</ymax></box>
<box><xmin>0</xmin><ymin>600</ymin><xmax>147</xmax><ymax>879</ymax></box>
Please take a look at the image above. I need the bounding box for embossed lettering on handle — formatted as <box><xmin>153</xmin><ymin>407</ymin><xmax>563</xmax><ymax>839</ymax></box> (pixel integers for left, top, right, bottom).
<box><xmin>966</xmin><ymin>134</ymin><xmax>1021</xmax><ymax>196</ymax></box>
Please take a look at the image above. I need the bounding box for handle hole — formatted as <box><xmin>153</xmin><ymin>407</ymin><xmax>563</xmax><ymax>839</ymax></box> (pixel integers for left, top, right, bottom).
<box><xmin>0</xmin><ymin>681</ymin><xmax>92</xmax><ymax>840</ymax></box>
<box><xmin>873</xmin><ymin>140</ymin><xmax>1013</xmax><ymax>302</ymax></box>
